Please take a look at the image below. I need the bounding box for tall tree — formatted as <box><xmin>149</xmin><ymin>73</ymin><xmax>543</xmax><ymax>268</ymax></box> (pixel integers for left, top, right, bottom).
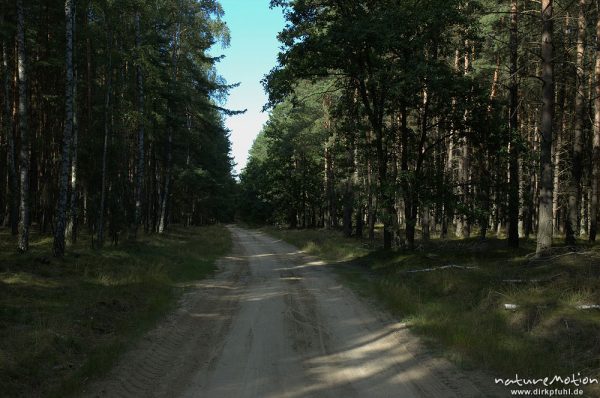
<box><xmin>158</xmin><ymin>22</ymin><xmax>180</xmax><ymax>234</ymax></box>
<box><xmin>536</xmin><ymin>0</ymin><xmax>555</xmax><ymax>256</ymax></box>
<box><xmin>133</xmin><ymin>10</ymin><xmax>144</xmax><ymax>238</ymax></box>
<box><xmin>565</xmin><ymin>0</ymin><xmax>586</xmax><ymax>245</ymax></box>
<box><xmin>1</xmin><ymin>18</ymin><xmax>18</xmax><ymax>236</ymax></box>
<box><xmin>97</xmin><ymin>29</ymin><xmax>112</xmax><ymax>248</ymax></box>
<box><xmin>591</xmin><ymin>9</ymin><xmax>600</xmax><ymax>242</ymax></box>
<box><xmin>16</xmin><ymin>0</ymin><xmax>30</xmax><ymax>253</ymax></box>
<box><xmin>53</xmin><ymin>0</ymin><xmax>76</xmax><ymax>257</ymax></box>
<box><xmin>507</xmin><ymin>0</ymin><xmax>520</xmax><ymax>248</ymax></box>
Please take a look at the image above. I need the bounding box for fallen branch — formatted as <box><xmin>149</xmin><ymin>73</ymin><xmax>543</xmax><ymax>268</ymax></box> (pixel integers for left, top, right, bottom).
<box><xmin>502</xmin><ymin>273</ymin><xmax>564</xmax><ymax>284</ymax></box>
<box><xmin>403</xmin><ymin>264</ymin><xmax>478</xmax><ymax>273</ymax></box>
<box><xmin>503</xmin><ymin>303</ymin><xmax>600</xmax><ymax>311</ymax></box>
<box><xmin>575</xmin><ymin>304</ymin><xmax>600</xmax><ymax>310</ymax></box>
<box><xmin>525</xmin><ymin>249</ymin><xmax>598</xmax><ymax>264</ymax></box>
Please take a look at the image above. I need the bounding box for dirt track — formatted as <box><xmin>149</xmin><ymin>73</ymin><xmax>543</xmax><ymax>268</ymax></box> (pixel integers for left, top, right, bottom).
<box><xmin>86</xmin><ymin>226</ymin><xmax>503</xmax><ymax>398</ymax></box>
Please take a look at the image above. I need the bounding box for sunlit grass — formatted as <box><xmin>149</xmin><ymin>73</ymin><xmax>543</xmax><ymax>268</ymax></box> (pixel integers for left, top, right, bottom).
<box><xmin>264</xmin><ymin>227</ymin><xmax>370</xmax><ymax>262</ymax></box>
<box><xmin>270</xmin><ymin>227</ymin><xmax>600</xmax><ymax>393</ymax></box>
<box><xmin>0</xmin><ymin>225</ymin><xmax>231</xmax><ymax>398</ymax></box>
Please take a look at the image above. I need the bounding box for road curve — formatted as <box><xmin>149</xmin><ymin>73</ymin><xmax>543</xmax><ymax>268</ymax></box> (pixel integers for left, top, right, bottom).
<box><xmin>86</xmin><ymin>226</ymin><xmax>501</xmax><ymax>398</ymax></box>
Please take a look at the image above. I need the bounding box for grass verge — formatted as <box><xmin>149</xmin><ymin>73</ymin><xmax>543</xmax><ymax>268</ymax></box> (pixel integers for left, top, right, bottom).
<box><xmin>265</xmin><ymin>226</ymin><xmax>600</xmax><ymax>396</ymax></box>
<box><xmin>0</xmin><ymin>225</ymin><xmax>231</xmax><ymax>398</ymax></box>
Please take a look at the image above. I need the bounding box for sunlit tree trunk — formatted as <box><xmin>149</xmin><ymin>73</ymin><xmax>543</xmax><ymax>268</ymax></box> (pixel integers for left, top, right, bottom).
<box><xmin>565</xmin><ymin>0</ymin><xmax>586</xmax><ymax>245</ymax></box>
<box><xmin>536</xmin><ymin>0</ymin><xmax>555</xmax><ymax>256</ymax></box>
<box><xmin>67</xmin><ymin>66</ymin><xmax>79</xmax><ymax>245</ymax></box>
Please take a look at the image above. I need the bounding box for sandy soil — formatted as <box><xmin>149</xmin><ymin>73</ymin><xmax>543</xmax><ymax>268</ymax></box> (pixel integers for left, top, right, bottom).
<box><xmin>85</xmin><ymin>226</ymin><xmax>505</xmax><ymax>398</ymax></box>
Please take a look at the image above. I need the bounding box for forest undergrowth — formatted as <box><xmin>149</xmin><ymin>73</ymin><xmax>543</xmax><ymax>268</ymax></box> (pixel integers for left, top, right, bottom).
<box><xmin>0</xmin><ymin>225</ymin><xmax>231</xmax><ymax>398</ymax></box>
<box><xmin>267</xmin><ymin>226</ymin><xmax>600</xmax><ymax>396</ymax></box>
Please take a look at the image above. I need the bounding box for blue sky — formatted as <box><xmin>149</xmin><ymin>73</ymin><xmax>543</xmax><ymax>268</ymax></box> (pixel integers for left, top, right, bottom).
<box><xmin>212</xmin><ymin>0</ymin><xmax>286</xmax><ymax>175</ymax></box>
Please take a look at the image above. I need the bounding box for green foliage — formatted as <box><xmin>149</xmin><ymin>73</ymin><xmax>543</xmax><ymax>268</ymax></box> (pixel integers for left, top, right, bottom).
<box><xmin>0</xmin><ymin>0</ymin><xmax>236</xmax><ymax>247</ymax></box>
<box><xmin>239</xmin><ymin>81</ymin><xmax>331</xmax><ymax>225</ymax></box>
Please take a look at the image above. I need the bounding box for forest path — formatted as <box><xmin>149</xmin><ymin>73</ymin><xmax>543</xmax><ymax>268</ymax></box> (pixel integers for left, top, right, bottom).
<box><xmin>86</xmin><ymin>226</ymin><xmax>500</xmax><ymax>398</ymax></box>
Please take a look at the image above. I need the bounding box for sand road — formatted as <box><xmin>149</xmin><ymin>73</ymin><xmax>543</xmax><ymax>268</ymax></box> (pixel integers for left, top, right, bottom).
<box><xmin>86</xmin><ymin>226</ymin><xmax>501</xmax><ymax>398</ymax></box>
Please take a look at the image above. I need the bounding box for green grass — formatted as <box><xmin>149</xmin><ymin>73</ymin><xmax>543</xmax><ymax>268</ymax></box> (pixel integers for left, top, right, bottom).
<box><xmin>0</xmin><ymin>225</ymin><xmax>231</xmax><ymax>398</ymax></box>
<box><xmin>264</xmin><ymin>227</ymin><xmax>371</xmax><ymax>262</ymax></box>
<box><xmin>267</xmin><ymin>227</ymin><xmax>600</xmax><ymax>395</ymax></box>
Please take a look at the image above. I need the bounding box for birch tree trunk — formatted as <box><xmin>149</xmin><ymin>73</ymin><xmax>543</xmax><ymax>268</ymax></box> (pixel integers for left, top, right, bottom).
<box><xmin>53</xmin><ymin>0</ymin><xmax>75</xmax><ymax>257</ymax></box>
<box><xmin>16</xmin><ymin>0</ymin><xmax>30</xmax><ymax>253</ymax></box>
<box><xmin>536</xmin><ymin>0</ymin><xmax>555</xmax><ymax>256</ymax></box>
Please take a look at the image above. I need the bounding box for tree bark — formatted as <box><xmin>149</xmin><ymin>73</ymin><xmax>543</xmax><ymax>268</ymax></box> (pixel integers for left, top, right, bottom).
<box><xmin>566</xmin><ymin>0</ymin><xmax>586</xmax><ymax>246</ymax></box>
<box><xmin>536</xmin><ymin>0</ymin><xmax>555</xmax><ymax>256</ymax></box>
<box><xmin>400</xmin><ymin>106</ymin><xmax>415</xmax><ymax>249</ymax></box>
<box><xmin>456</xmin><ymin>42</ymin><xmax>471</xmax><ymax>239</ymax></box>
<box><xmin>507</xmin><ymin>0</ymin><xmax>520</xmax><ymax>248</ymax></box>
<box><xmin>98</xmin><ymin>33</ymin><xmax>112</xmax><ymax>247</ymax></box>
<box><xmin>2</xmin><ymin>27</ymin><xmax>18</xmax><ymax>236</ymax></box>
<box><xmin>366</xmin><ymin>157</ymin><xmax>375</xmax><ymax>242</ymax></box>
<box><xmin>158</xmin><ymin>26</ymin><xmax>180</xmax><ymax>234</ymax></box>
<box><xmin>590</xmin><ymin>11</ymin><xmax>600</xmax><ymax>241</ymax></box>
<box><xmin>133</xmin><ymin>11</ymin><xmax>145</xmax><ymax>238</ymax></box>
<box><xmin>66</xmin><ymin>63</ymin><xmax>79</xmax><ymax>245</ymax></box>
<box><xmin>53</xmin><ymin>0</ymin><xmax>75</xmax><ymax>257</ymax></box>
<box><xmin>553</xmin><ymin>78</ymin><xmax>566</xmax><ymax>234</ymax></box>
<box><xmin>342</xmin><ymin>136</ymin><xmax>354</xmax><ymax>237</ymax></box>
<box><xmin>16</xmin><ymin>0</ymin><xmax>30</xmax><ymax>253</ymax></box>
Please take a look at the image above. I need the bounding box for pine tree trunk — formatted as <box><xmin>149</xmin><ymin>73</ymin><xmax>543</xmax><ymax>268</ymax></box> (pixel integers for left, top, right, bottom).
<box><xmin>53</xmin><ymin>0</ymin><xmax>75</xmax><ymax>257</ymax></box>
<box><xmin>342</xmin><ymin>137</ymin><xmax>354</xmax><ymax>237</ymax></box>
<box><xmin>536</xmin><ymin>0</ymin><xmax>555</xmax><ymax>256</ymax></box>
<box><xmin>553</xmin><ymin>80</ymin><xmax>566</xmax><ymax>234</ymax></box>
<box><xmin>507</xmin><ymin>0</ymin><xmax>520</xmax><ymax>248</ymax></box>
<box><xmin>158</xmin><ymin>26</ymin><xmax>179</xmax><ymax>234</ymax></box>
<box><xmin>566</xmin><ymin>0</ymin><xmax>586</xmax><ymax>246</ymax></box>
<box><xmin>422</xmin><ymin>205</ymin><xmax>430</xmax><ymax>242</ymax></box>
<box><xmin>354</xmin><ymin>145</ymin><xmax>363</xmax><ymax>238</ymax></box>
<box><xmin>133</xmin><ymin>11</ymin><xmax>144</xmax><ymax>238</ymax></box>
<box><xmin>324</xmin><ymin>144</ymin><xmax>334</xmax><ymax>228</ymax></box>
<box><xmin>66</xmin><ymin>63</ymin><xmax>79</xmax><ymax>245</ymax></box>
<box><xmin>2</xmin><ymin>30</ymin><xmax>18</xmax><ymax>236</ymax></box>
<box><xmin>158</xmin><ymin>127</ymin><xmax>172</xmax><ymax>234</ymax></box>
<box><xmin>457</xmin><ymin>43</ymin><xmax>471</xmax><ymax>239</ymax></box>
<box><xmin>98</xmin><ymin>33</ymin><xmax>112</xmax><ymax>247</ymax></box>
<box><xmin>366</xmin><ymin>157</ymin><xmax>375</xmax><ymax>242</ymax></box>
<box><xmin>590</xmin><ymin>11</ymin><xmax>600</xmax><ymax>241</ymax></box>
<box><xmin>401</xmin><ymin>106</ymin><xmax>415</xmax><ymax>249</ymax></box>
<box><xmin>16</xmin><ymin>0</ymin><xmax>30</xmax><ymax>253</ymax></box>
